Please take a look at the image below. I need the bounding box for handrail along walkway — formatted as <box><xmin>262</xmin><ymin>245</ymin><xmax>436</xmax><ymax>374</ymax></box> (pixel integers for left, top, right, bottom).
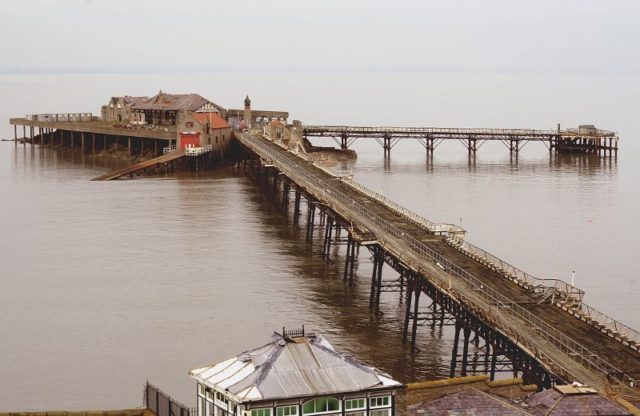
<box><xmin>237</xmin><ymin>132</ymin><xmax>637</xmax><ymax>390</ymax></box>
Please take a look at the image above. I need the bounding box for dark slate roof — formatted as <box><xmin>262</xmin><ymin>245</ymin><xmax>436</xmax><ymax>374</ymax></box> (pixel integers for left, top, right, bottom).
<box><xmin>189</xmin><ymin>332</ymin><xmax>401</xmax><ymax>403</ymax></box>
<box><xmin>522</xmin><ymin>387</ymin><xmax>630</xmax><ymax>415</ymax></box>
<box><xmin>133</xmin><ymin>92</ymin><xmax>210</xmax><ymax>111</ymax></box>
<box><xmin>409</xmin><ymin>389</ymin><xmax>531</xmax><ymax>416</ymax></box>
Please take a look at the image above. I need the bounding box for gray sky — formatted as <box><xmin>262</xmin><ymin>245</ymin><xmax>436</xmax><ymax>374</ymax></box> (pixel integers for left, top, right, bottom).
<box><xmin>1</xmin><ymin>0</ymin><xmax>639</xmax><ymax>74</ymax></box>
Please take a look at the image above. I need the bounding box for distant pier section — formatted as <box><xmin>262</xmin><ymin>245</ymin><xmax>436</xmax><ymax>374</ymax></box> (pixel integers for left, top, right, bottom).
<box><xmin>303</xmin><ymin>124</ymin><xmax>619</xmax><ymax>158</ymax></box>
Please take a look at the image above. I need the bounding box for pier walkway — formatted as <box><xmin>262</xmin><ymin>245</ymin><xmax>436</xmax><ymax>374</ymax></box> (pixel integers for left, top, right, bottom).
<box><xmin>303</xmin><ymin>125</ymin><xmax>619</xmax><ymax>157</ymax></box>
<box><xmin>92</xmin><ymin>149</ymin><xmax>185</xmax><ymax>181</ymax></box>
<box><xmin>236</xmin><ymin>131</ymin><xmax>639</xmax><ymax>399</ymax></box>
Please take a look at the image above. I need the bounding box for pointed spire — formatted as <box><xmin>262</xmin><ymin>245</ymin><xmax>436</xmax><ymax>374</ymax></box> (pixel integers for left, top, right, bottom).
<box><xmin>244</xmin><ymin>95</ymin><xmax>251</xmax><ymax>107</ymax></box>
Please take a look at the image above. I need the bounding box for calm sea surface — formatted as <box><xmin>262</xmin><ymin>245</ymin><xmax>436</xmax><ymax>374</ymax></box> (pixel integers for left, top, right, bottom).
<box><xmin>1</xmin><ymin>72</ymin><xmax>639</xmax><ymax>410</ymax></box>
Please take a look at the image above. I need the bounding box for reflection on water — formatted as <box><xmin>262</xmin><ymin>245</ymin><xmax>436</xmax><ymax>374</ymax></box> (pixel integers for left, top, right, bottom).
<box><xmin>2</xmin><ymin>70</ymin><xmax>639</xmax><ymax>411</ymax></box>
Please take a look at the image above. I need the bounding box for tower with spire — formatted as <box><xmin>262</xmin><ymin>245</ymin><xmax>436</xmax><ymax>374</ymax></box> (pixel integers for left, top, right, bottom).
<box><xmin>243</xmin><ymin>95</ymin><xmax>252</xmax><ymax>129</ymax></box>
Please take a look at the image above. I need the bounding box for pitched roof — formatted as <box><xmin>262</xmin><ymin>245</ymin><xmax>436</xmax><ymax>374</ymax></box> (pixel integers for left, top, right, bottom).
<box><xmin>408</xmin><ymin>389</ymin><xmax>531</xmax><ymax>416</ymax></box>
<box><xmin>193</xmin><ymin>112</ymin><xmax>230</xmax><ymax>129</ymax></box>
<box><xmin>133</xmin><ymin>92</ymin><xmax>211</xmax><ymax>111</ymax></box>
<box><xmin>123</xmin><ymin>96</ymin><xmax>148</xmax><ymax>106</ymax></box>
<box><xmin>189</xmin><ymin>332</ymin><xmax>401</xmax><ymax>403</ymax></box>
<box><xmin>522</xmin><ymin>387</ymin><xmax>630</xmax><ymax>415</ymax></box>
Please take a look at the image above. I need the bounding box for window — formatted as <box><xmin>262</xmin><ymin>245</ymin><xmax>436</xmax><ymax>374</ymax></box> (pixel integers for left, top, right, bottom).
<box><xmin>216</xmin><ymin>392</ymin><xmax>229</xmax><ymax>404</ymax></box>
<box><xmin>277</xmin><ymin>406</ymin><xmax>297</xmax><ymax>416</ymax></box>
<box><xmin>370</xmin><ymin>410</ymin><xmax>390</xmax><ymax>416</ymax></box>
<box><xmin>344</xmin><ymin>399</ymin><xmax>365</xmax><ymax>411</ymax></box>
<box><xmin>369</xmin><ymin>397</ymin><xmax>390</xmax><ymax>409</ymax></box>
<box><xmin>199</xmin><ymin>384</ymin><xmax>206</xmax><ymax>396</ymax></box>
<box><xmin>251</xmin><ymin>409</ymin><xmax>271</xmax><ymax>416</ymax></box>
<box><xmin>302</xmin><ymin>397</ymin><xmax>341</xmax><ymax>415</ymax></box>
<box><xmin>207</xmin><ymin>390</ymin><xmax>214</xmax><ymax>401</ymax></box>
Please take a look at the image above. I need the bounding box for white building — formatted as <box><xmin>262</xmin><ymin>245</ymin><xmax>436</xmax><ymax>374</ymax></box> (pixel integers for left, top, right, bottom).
<box><xmin>189</xmin><ymin>329</ymin><xmax>403</xmax><ymax>416</ymax></box>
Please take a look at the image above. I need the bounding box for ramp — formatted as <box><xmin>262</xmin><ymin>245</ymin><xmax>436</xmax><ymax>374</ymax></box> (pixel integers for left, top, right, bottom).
<box><xmin>92</xmin><ymin>150</ymin><xmax>185</xmax><ymax>181</ymax></box>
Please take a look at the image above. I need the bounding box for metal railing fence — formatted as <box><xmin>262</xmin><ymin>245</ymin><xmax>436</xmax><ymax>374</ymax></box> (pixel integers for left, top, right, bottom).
<box><xmin>448</xmin><ymin>237</ymin><xmax>585</xmax><ymax>303</ymax></box>
<box><xmin>145</xmin><ymin>381</ymin><xmax>193</xmax><ymax>416</ymax></box>
<box><xmin>26</xmin><ymin>113</ymin><xmax>94</xmax><ymax>122</ymax></box>
<box><xmin>238</xmin><ymin>132</ymin><xmax>637</xmax><ymax>389</ymax></box>
<box><xmin>304</xmin><ymin>125</ymin><xmax>618</xmax><ymax>138</ymax></box>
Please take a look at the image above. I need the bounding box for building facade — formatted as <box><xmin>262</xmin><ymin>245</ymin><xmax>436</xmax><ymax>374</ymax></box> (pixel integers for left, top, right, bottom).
<box><xmin>131</xmin><ymin>91</ymin><xmax>226</xmax><ymax>127</ymax></box>
<box><xmin>176</xmin><ymin>111</ymin><xmax>232</xmax><ymax>151</ymax></box>
<box><xmin>101</xmin><ymin>96</ymin><xmax>148</xmax><ymax>124</ymax></box>
<box><xmin>227</xmin><ymin>96</ymin><xmax>289</xmax><ymax>129</ymax></box>
<box><xmin>190</xmin><ymin>330</ymin><xmax>403</xmax><ymax>416</ymax></box>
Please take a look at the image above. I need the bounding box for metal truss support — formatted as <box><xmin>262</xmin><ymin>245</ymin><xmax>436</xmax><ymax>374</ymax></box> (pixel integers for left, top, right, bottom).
<box><xmin>343</xmin><ymin>234</ymin><xmax>358</xmax><ymax>285</ymax></box>
<box><xmin>306</xmin><ymin>203</ymin><xmax>316</xmax><ymax>242</ymax></box>
<box><xmin>322</xmin><ymin>215</ymin><xmax>335</xmax><ymax>259</ymax></box>
<box><xmin>369</xmin><ymin>245</ymin><xmax>384</xmax><ymax>309</ymax></box>
<box><xmin>293</xmin><ymin>189</ymin><xmax>301</xmax><ymax>227</ymax></box>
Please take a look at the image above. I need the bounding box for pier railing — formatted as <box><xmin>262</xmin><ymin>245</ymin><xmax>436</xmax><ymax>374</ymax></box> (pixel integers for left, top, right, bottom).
<box><xmin>339</xmin><ymin>178</ymin><xmax>465</xmax><ymax>238</ymax></box>
<box><xmin>448</xmin><ymin>237</ymin><xmax>585</xmax><ymax>303</ymax></box>
<box><xmin>26</xmin><ymin>113</ymin><xmax>94</xmax><ymax>122</ymax></box>
<box><xmin>576</xmin><ymin>303</ymin><xmax>640</xmax><ymax>348</ymax></box>
<box><xmin>185</xmin><ymin>144</ymin><xmax>213</xmax><ymax>156</ymax></box>
<box><xmin>304</xmin><ymin>125</ymin><xmax>618</xmax><ymax>138</ymax></box>
<box><xmin>163</xmin><ymin>144</ymin><xmax>176</xmax><ymax>154</ymax></box>
<box><xmin>447</xmin><ymin>238</ymin><xmax>640</xmax><ymax>352</ymax></box>
<box><xmin>239</xmin><ymin>132</ymin><xmax>636</xmax><ymax>389</ymax></box>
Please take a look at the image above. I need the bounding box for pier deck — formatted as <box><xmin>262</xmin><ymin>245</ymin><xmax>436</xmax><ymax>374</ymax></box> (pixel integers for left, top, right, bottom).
<box><xmin>236</xmin><ymin>131</ymin><xmax>639</xmax><ymax>398</ymax></box>
<box><xmin>303</xmin><ymin>125</ymin><xmax>619</xmax><ymax>157</ymax></box>
<box><xmin>92</xmin><ymin>150</ymin><xmax>185</xmax><ymax>181</ymax></box>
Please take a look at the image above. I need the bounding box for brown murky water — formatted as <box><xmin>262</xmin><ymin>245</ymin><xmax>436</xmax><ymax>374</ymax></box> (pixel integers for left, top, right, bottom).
<box><xmin>1</xmin><ymin>73</ymin><xmax>639</xmax><ymax>410</ymax></box>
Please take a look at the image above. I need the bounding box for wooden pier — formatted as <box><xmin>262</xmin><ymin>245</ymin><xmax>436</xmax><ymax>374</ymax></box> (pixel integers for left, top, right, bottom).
<box><xmin>303</xmin><ymin>125</ymin><xmax>619</xmax><ymax>158</ymax></box>
<box><xmin>235</xmin><ymin>130</ymin><xmax>639</xmax><ymax>404</ymax></box>
<box><xmin>9</xmin><ymin>116</ymin><xmax>176</xmax><ymax>159</ymax></box>
<box><xmin>91</xmin><ymin>149</ymin><xmax>186</xmax><ymax>181</ymax></box>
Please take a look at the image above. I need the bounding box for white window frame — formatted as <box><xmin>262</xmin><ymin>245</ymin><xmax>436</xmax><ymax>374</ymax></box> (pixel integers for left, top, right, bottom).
<box><xmin>302</xmin><ymin>397</ymin><xmax>342</xmax><ymax>415</ymax></box>
<box><xmin>344</xmin><ymin>399</ymin><xmax>366</xmax><ymax>411</ymax></box>
<box><xmin>369</xmin><ymin>396</ymin><xmax>391</xmax><ymax>409</ymax></box>
<box><xmin>277</xmin><ymin>406</ymin><xmax>298</xmax><ymax>416</ymax></box>
<box><xmin>251</xmin><ymin>408</ymin><xmax>272</xmax><ymax>416</ymax></box>
<box><xmin>369</xmin><ymin>409</ymin><xmax>390</xmax><ymax>416</ymax></box>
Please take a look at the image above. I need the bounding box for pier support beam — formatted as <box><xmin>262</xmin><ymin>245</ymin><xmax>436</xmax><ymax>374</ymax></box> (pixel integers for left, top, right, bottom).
<box><xmin>383</xmin><ymin>134</ymin><xmax>391</xmax><ymax>158</ymax></box>
<box><xmin>306</xmin><ymin>202</ymin><xmax>316</xmax><ymax>242</ymax></box>
<box><xmin>402</xmin><ymin>274</ymin><xmax>414</xmax><ymax>342</ymax></box>
<box><xmin>410</xmin><ymin>280</ymin><xmax>422</xmax><ymax>351</ymax></box>
<box><xmin>340</xmin><ymin>133</ymin><xmax>349</xmax><ymax>150</ymax></box>
<box><xmin>322</xmin><ymin>215</ymin><xmax>334</xmax><ymax>259</ymax></box>
<box><xmin>450</xmin><ymin>322</ymin><xmax>462</xmax><ymax>377</ymax></box>
<box><xmin>293</xmin><ymin>189</ymin><xmax>301</xmax><ymax>227</ymax></box>
<box><xmin>460</xmin><ymin>326</ymin><xmax>472</xmax><ymax>376</ymax></box>
<box><xmin>369</xmin><ymin>246</ymin><xmax>384</xmax><ymax>310</ymax></box>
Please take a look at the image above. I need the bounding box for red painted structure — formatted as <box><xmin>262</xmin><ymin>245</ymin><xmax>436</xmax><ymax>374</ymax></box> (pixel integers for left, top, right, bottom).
<box><xmin>179</xmin><ymin>131</ymin><xmax>201</xmax><ymax>149</ymax></box>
